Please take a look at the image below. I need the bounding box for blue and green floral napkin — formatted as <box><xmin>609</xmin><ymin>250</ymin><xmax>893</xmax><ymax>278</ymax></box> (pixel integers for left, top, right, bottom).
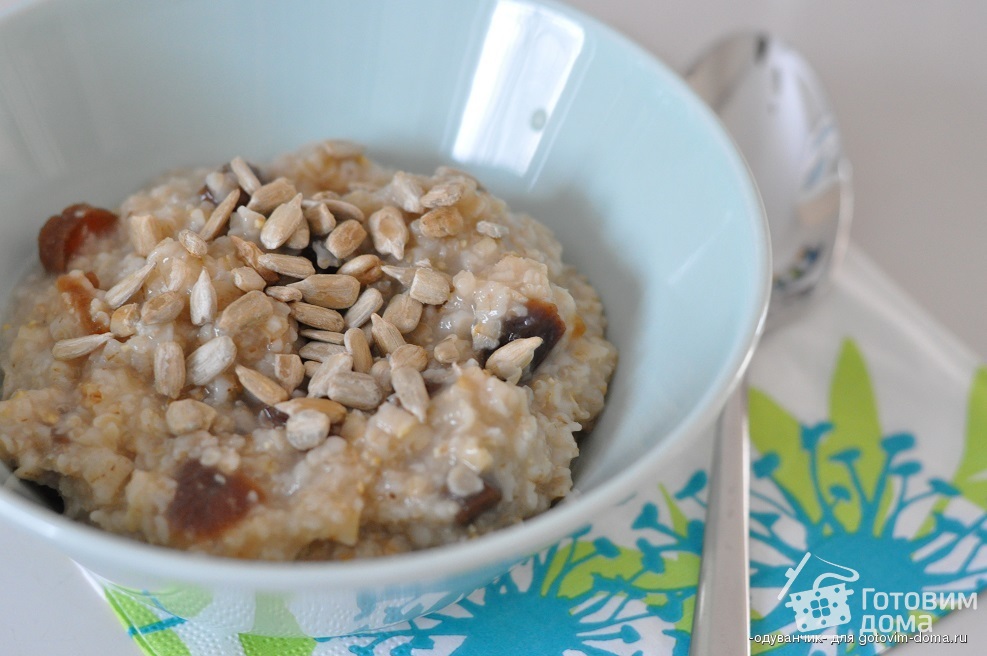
<box><xmin>104</xmin><ymin>247</ymin><xmax>987</xmax><ymax>655</ymax></box>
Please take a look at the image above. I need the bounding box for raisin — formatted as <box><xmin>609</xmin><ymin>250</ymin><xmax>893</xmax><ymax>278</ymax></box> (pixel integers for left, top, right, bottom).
<box><xmin>38</xmin><ymin>204</ymin><xmax>118</xmax><ymax>273</ymax></box>
<box><xmin>258</xmin><ymin>405</ymin><xmax>289</xmax><ymax>428</ymax></box>
<box><xmin>165</xmin><ymin>460</ymin><xmax>261</xmax><ymax>541</ymax></box>
<box><xmin>454</xmin><ymin>479</ymin><xmax>503</xmax><ymax>525</ymax></box>
<box><xmin>55</xmin><ymin>272</ymin><xmax>106</xmax><ymax>334</ymax></box>
<box><xmin>480</xmin><ymin>299</ymin><xmax>566</xmax><ymax>371</ymax></box>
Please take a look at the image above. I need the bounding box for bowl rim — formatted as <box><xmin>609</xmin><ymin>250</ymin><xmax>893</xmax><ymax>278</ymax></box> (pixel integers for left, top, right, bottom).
<box><xmin>0</xmin><ymin>0</ymin><xmax>771</xmax><ymax>590</ymax></box>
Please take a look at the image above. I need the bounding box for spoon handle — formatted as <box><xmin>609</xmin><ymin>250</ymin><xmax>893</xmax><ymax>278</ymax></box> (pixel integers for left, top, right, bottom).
<box><xmin>691</xmin><ymin>385</ymin><xmax>751</xmax><ymax>656</ymax></box>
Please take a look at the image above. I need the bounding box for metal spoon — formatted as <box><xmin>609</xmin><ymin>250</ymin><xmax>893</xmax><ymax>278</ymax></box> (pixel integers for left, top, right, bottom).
<box><xmin>686</xmin><ymin>33</ymin><xmax>853</xmax><ymax>655</ymax></box>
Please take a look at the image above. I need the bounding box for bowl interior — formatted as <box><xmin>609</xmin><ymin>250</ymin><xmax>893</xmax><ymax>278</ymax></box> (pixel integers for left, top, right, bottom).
<box><xmin>0</xmin><ymin>0</ymin><xmax>766</xmax><ymax>564</ymax></box>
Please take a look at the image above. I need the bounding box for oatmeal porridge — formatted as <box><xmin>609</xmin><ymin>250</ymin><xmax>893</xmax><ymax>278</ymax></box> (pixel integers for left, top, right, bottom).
<box><xmin>0</xmin><ymin>140</ymin><xmax>617</xmax><ymax>560</ymax></box>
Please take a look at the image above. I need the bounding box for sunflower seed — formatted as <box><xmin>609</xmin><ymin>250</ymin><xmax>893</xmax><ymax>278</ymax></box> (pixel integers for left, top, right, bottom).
<box><xmin>141</xmin><ymin>291</ymin><xmax>184</xmax><ymax>325</ymax></box>
<box><xmin>265</xmin><ymin>285</ymin><xmax>303</xmax><ymax>303</ymax></box>
<box><xmin>344</xmin><ymin>328</ymin><xmax>373</xmax><ymax>373</ymax></box>
<box><xmin>273</xmin><ymin>353</ymin><xmax>305</xmax><ymax>393</ymax></box>
<box><xmin>309</xmin><ymin>239</ymin><xmax>340</xmax><ymax>270</ymax></box>
<box><xmin>485</xmin><ymin>336</ymin><xmax>543</xmax><ymax>384</ymax></box>
<box><xmin>370</xmin><ymin>358</ymin><xmax>392</xmax><ymax>394</ymax></box>
<box><xmin>185</xmin><ymin>335</ymin><xmax>237</xmax><ymax>386</ymax></box>
<box><xmin>308</xmin><ymin>353</ymin><xmax>354</xmax><ymax>398</ymax></box>
<box><xmin>381</xmin><ymin>265</ymin><xmax>416</xmax><ymax>287</ymax></box>
<box><xmin>381</xmin><ymin>293</ymin><xmax>422</xmax><ymax>334</ymax></box>
<box><xmin>257</xmin><ymin>253</ymin><xmax>315</xmax><ymax>279</ymax></box>
<box><xmin>299</xmin><ymin>341</ymin><xmax>347</xmax><ymax>362</ymax></box>
<box><xmin>154</xmin><ymin>341</ymin><xmax>186</xmax><ymax>399</ymax></box>
<box><xmin>229</xmin><ymin>236</ymin><xmax>279</xmax><ymax>282</ymax></box>
<box><xmin>338</xmin><ymin>254</ymin><xmax>382</xmax><ymax>285</ymax></box>
<box><xmin>110</xmin><ymin>303</ymin><xmax>140</xmax><ymax>338</ymax></box>
<box><xmin>236</xmin><ymin>364</ymin><xmax>289</xmax><ymax>406</ymax></box>
<box><xmin>409</xmin><ymin>268</ymin><xmax>450</xmax><ymax>305</ymax></box>
<box><xmin>230</xmin><ymin>157</ymin><xmax>261</xmax><ymax>195</ymax></box>
<box><xmin>286</xmin><ymin>215</ymin><xmax>310</xmax><ymax>250</ymax></box>
<box><xmin>104</xmin><ymin>262</ymin><xmax>154</xmax><ymax>309</ymax></box>
<box><xmin>199</xmin><ymin>188</ymin><xmax>241</xmax><ymax>241</ymax></box>
<box><xmin>322</xmin><ymin>199</ymin><xmax>364</xmax><ymax>224</ymax></box>
<box><xmin>275</xmin><ymin>397</ymin><xmax>347</xmax><ymax>424</ymax></box>
<box><xmin>433</xmin><ymin>335</ymin><xmax>466</xmax><ymax>364</ymax></box>
<box><xmin>326</xmin><ymin>219</ymin><xmax>367</xmax><ymax>259</ymax></box>
<box><xmin>247</xmin><ymin>177</ymin><xmax>297</xmax><ymax>215</ymax></box>
<box><xmin>298</xmin><ymin>329</ymin><xmax>345</xmax><ymax>344</ymax></box>
<box><xmin>368</xmin><ymin>206</ymin><xmax>409</xmax><ymax>260</ymax></box>
<box><xmin>344</xmin><ymin>288</ymin><xmax>383</xmax><ymax>328</ymax></box>
<box><xmin>476</xmin><ymin>221</ymin><xmax>508</xmax><ymax>239</ymax></box>
<box><xmin>286</xmin><ymin>409</ymin><xmax>331</xmax><ymax>451</ymax></box>
<box><xmin>389</xmin><ymin>344</ymin><xmax>428</xmax><ymax>372</ymax></box>
<box><xmin>164</xmin><ymin>260</ymin><xmax>191</xmax><ymax>293</ymax></box>
<box><xmin>327</xmin><ymin>370</ymin><xmax>382</xmax><ymax>410</ymax></box>
<box><xmin>289</xmin><ymin>302</ymin><xmax>345</xmax><ymax>331</ymax></box>
<box><xmin>391</xmin><ymin>365</ymin><xmax>428</xmax><ymax>422</ymax></box>
<box><xmin>260</xmin><ymin>193</ymin><xmax>304</xmax><ymax>250</ymax></box>
<box><xmin>304</xmin><ymin>202</ymin><xmax>336</xmax><ymax>236</ymax></box>
<box><xmin>204</xmin><ymin>170</ymin><xmax>237</xmax><ymax>203</ymax></box>
<box><xmin>217</xmin><ymin>290</ymin><xmax>272</xmax><ymax>334</ymax></box>
<box><xmin>419</xmin><ymin>206</ymin><xmax>464</xmax><ymax>239</ymax></box>
<box><xmin>178</xmin><ymin>229</ymin><xmax>209</xmax><ymax>257</ymax></box>
<box><xmin>232</xmin><ymin>266</ymin><xmax>267</xmax><ymax>292</ymax></box>
<box><xmin>421</xmin><ymin>179</ymin><xmax>468</xmax><ymax>209</ymax></box>
<box><xmin>190</xmin><ymin>269</ymin><xmax>218</xmax><ymax>326</ymax></box>
<box><xmin>166</xmin><ymin>399</ymin><xmax>217</xmax><ymax>435</ymax></box>
<box><xmin>288</xmin><ymin>274</ymin><xmax>360</xmax><ymax>309</ymax></box>
<box><xmin>304</xmin><ymin>359</ymin><xmax>322</xmax><ymax>379</ymax></box>
<box><xmin>370</xmin><ymin>313</ymin><xmax>404</xmax><ymax>355</ymax></box>
<box><xmin>51</xmin><ymin>332</ymin><xmax>113</xmax><ymax>360</ymax></box>
<box><xmin>390</xmin><ymin>171</ymin><xmax>424</xmax><ymax>213</ymax></box>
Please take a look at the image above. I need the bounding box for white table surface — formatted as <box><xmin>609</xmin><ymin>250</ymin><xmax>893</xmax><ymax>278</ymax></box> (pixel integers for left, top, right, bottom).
<box><xmin>2</xmin><ymin>1</ymin><xmax>986</xmax><ymax>654</ymax></box>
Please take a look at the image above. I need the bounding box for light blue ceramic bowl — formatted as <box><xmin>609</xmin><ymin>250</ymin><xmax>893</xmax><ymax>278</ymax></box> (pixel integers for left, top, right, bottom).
<box><xmin>0</xmin><ymin>0</ymin><xmax>769</xmax><ymax>636</ymax></box>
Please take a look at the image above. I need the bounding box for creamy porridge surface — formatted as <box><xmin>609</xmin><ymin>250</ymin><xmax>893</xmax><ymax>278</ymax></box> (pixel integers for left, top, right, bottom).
<box><xmin>0</xmin><ymin>141</ymin><xmax>617</xmax><ymax>560</ymax></box>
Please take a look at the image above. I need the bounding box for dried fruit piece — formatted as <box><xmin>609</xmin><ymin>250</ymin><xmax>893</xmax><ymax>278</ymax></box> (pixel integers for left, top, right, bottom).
<box><xmin>488</xmin><ymin>299</ymin><xmax>565</xmax><ymax>371</ymax></box>
<box><xmin>166</xmin><ymin>460</ymin><xmax>261</xmax><ymax>540</ymax></box>
<box><xmin>453</xmin><ymin>479</ymin><xmax>502</xmax><ymax>525</ymax></box>
<box><xmin>38</xmin><ymin>204</ymin><xmax>118</xmax><ymax>273</ymax></box>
